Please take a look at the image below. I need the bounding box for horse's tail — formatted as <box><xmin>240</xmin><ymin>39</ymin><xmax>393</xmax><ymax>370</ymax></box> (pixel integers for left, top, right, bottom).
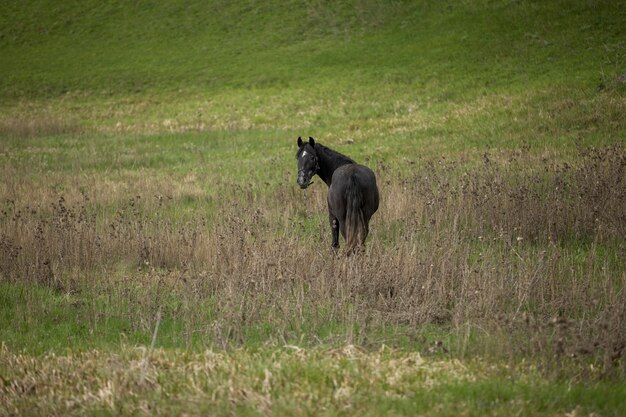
<box><xmin>345</xmin><ymin>175</ymin><xmax>367</xmax><ymax>253</ymax></box>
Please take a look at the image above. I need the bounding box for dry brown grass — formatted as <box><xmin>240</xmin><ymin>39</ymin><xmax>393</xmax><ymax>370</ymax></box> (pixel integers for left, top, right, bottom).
<box><xmin>3</xmin><ymin>343</ymin><xmax>625</xmax><ymax>417</ymax></box>
<box><xmin>1</xmin><ymin>145</ymin><xmax>625</xmax><ymax>377</ymax></box>
<box><xmin>0</xmin><ymin>344</ymin><xmax>481</xmax><ymax>417</ymax></box>
<box><xmin>0</xmin><ymin>114</ymin><xmax>83</xmax><ymax>138</ymax></box>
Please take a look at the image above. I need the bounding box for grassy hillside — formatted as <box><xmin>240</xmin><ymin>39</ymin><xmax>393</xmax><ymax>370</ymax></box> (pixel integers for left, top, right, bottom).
<box><xmin>1</xmin><ymin>0</ymin><xmax>624</xmax><ymax>95</ymax></box>
<box><xmin>1</xmin><ymin>0</ymin><xmax>624</xmax><ymax>150</ymax></box>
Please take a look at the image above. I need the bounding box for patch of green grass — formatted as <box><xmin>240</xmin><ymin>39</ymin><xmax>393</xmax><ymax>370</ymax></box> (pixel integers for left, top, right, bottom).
<box><xmin>0</xmin><ymin>281</ymin><xmax>234</xmax><ymax>354</ymax></box>
<box><xmin>0</xmin><ymin>278</ymin><xmax>459</xmax><ymax>356</ymax></box>
<box><xmin>0</xmin><ymin>283</ymin><xmax>140</xmax><ymax>354</ymax></box>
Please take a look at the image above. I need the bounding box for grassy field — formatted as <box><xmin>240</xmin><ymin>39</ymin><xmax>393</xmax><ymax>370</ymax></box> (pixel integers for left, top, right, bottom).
<box><xmin>1</xmin><ymin>0</ymin><xmax>626</xmax><ymax>415</ymax></box>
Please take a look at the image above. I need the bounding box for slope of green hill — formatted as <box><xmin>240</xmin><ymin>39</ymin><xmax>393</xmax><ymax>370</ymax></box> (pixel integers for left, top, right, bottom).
<box><xmin>1</xmin><ymin>0</ymin><xmax>624</xmax><ymax>157</ymax></box>
<box><xmin>1</xmin><ymin>0</ymin><xmax>624</xmax><ymax>97</ymax></box>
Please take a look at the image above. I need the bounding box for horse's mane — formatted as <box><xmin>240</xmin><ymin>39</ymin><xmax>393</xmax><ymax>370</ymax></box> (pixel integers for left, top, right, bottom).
<box><xmin>316</xmin><ymin>143</ymin><xmax>355</xmax><ymax>165</ymax></box>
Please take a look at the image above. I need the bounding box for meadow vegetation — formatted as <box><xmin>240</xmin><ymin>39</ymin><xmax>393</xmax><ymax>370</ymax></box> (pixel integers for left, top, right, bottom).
<box><xmin>1</xmin><ymin>0</ymin><xmax>625</xmax><ymax>415</ymax></box>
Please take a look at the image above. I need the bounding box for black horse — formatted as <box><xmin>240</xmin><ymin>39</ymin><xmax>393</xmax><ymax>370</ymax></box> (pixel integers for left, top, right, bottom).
<box><xmin>296</xmin><ymin>136</ymin><xmax>379</xmax><ymax>251</ymax></box>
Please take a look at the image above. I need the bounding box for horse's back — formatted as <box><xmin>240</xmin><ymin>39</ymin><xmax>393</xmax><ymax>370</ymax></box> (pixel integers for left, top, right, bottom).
<box><xmin>329</xmin><ymin>164</ymin><xmax>379</xmax><ymax>217</ymax></box>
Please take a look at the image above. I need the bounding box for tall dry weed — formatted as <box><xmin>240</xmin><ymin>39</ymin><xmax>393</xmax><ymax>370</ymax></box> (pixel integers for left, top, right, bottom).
<box><xmin>1</xmin><ymin>145</ymin><xmax>624</xmax><ymax>377</ymax></box>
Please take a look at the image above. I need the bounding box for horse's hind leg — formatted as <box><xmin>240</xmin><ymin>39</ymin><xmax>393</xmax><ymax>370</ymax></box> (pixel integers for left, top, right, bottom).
<box><xmin>329</xmin><ymin>214</ymin><xmax>340</xmax><ymax>249</ymax></box>
<box><xmin>362</xmin><ymin>216</ymin><xmax>372</xmax><ymax>245</ymax></box>
<box><xmin>361</xmin><ymin>225</ymin><xmax>369</xmax><ymax>246</ymax></box>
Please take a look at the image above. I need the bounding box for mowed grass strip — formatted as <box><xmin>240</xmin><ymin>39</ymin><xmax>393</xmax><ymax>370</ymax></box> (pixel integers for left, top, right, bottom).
<box><xmin>2</xmin><ymin>344</ymin><xmax>626</xmax><ymax>417</ymax></box>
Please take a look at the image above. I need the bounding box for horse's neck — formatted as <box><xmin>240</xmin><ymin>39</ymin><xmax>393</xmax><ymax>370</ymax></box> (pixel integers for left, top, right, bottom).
<box><xmin>317</xmin><ymin>150</ymin><xmax>353</xmax><ymax>187</ymax></box>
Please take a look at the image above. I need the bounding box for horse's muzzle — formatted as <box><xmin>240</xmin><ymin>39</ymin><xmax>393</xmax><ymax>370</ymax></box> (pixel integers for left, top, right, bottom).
<box><xmin>298</xmin><ymin>171</ymin><xmax>313</xmax><ymax>189</ymax></box>
<box><xmin>298</xmin><ymin>178</ymin><xmax>311</xmax><ymax>189</ymax></box>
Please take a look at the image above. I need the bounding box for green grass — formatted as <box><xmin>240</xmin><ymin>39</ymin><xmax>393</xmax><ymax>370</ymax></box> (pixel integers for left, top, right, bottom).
<box><xmin>0</xmin><ymin>280</ymin><xmax>454</xmax><ymax>356</ymax></box>
<box><xmin>1</xmin><ymin>0</ymin><xmax>624</xmax><ymax>155</ymax></box>
<box><xmin>1</xmin><ymin>0</ymin><xmax>623</xmax><ymax>96</ymax></box>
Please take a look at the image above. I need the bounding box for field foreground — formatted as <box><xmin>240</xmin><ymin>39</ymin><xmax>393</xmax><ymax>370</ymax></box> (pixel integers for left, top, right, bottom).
<box><xmin>2</xmin><ymin>344</ymin><xmax>626</xmax><ymax>417</ymax></box>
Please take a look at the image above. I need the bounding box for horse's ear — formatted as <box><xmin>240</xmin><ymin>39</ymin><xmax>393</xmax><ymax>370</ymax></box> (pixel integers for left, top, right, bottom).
<box><xmin>309</xmin><ymin>137</ymin><xmax>315</xmax><ymax>146</ymax></box>
<box><xmin>297</xmin><ymin>136</ymin><xmax>303</xmax><ymax>147</ymax></box>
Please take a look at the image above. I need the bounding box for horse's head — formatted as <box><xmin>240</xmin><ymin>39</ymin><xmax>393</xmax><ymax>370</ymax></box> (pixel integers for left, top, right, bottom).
<box><xmin>296</xmin><ymin>136</ymin><xmax>319</xmax><ymax>189</ymax></box>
